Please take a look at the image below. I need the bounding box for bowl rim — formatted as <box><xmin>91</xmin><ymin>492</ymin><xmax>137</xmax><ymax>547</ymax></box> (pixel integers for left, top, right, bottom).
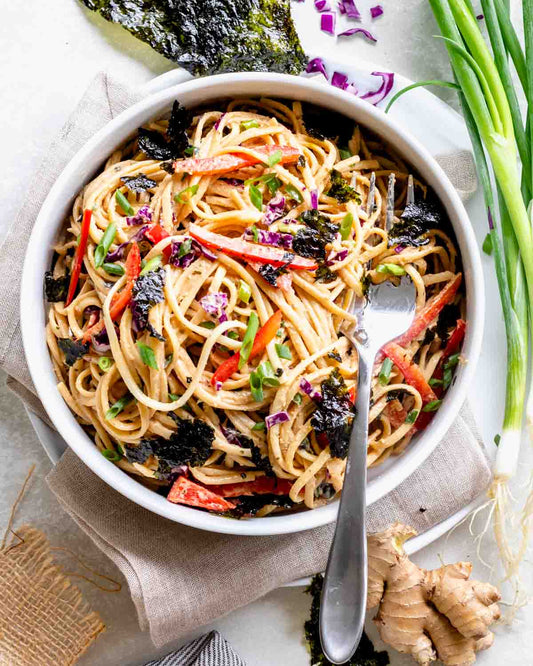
<box><xmin>20</xmin><ymin>72</ymin><xmax>485</xmax><ymax>536</ymax></box>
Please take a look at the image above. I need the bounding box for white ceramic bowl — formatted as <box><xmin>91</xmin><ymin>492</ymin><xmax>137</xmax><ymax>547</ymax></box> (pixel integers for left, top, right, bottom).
<box><xmin>21</xmin><ymin>73</ymin><xmax>484</xmax><ymax>536</ymax></box>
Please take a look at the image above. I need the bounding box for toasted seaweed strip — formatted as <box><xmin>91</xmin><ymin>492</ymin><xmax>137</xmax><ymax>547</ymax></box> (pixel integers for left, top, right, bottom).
<box><xmin>79</xmin><ymin>0</ymin><xmax>307</xmax><ymax>76</ymax></box>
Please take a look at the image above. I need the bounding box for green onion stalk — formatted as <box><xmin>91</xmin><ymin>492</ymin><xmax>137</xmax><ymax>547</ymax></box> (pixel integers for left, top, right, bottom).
<box><xmin>427</xmin><ymin>0</ymin><xmax>533</xmax><ymax>607</ymax></box>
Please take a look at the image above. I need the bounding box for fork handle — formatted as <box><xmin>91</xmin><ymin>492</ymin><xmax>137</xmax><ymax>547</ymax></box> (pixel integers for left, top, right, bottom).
<box><xmin>319</xmin><ymin>346</ymin><xmax>373</xmax><ymax>664</ymax></box>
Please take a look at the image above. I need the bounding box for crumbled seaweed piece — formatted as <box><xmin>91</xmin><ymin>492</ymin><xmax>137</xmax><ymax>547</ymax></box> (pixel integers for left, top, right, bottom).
<box><xmin>386</xmin><ymin>389</ymin><xmax>402</xmax><ymax>402</ymax></box>
<box><xmin>328</xmin><ymin>351</ymin><xmax>342</xmax><ymax>362</ymax></box>
<box><xmin>302</xmin><ymin>103</ymin><xmax>355</xmax><ymax>144</ymax></box>
<box><xmin>140</xmin><ymin>416</ymin><xmax>215</xmax><ymax>475</ymax></box>
<box><xmin>305</xmin><ymin>574</ymin><xmax>390</xmax><ymax>666</ymax></box>
<box><xmin>146</xmin><ymin>322</ymin><xmax>166</xmax><ymax>342</ymax></box>
<box><xmin>121</xmin><ymin>173</ymin><xmax>157</xmax><ymax>192</ymax></box>
<box><xmin>57</xmin><ymin>338</ymin><xmax>90</xmax><ymax>366</ymax></box>
<box><xmin>137</xmin><ymin>129</ymin><xmax>175</xmax><ymax>161</ymax></box>
<box><xmin>227</xmin><ymin>494</ymin><xmax>293</xmax><ymax>518</ymax></box>
<box><xmin>327</xmin><ymin>169</ymin><xmax>361</xmax><ymax>204</ymax></box>
<box><xmin>315</xmin><ymin>264</ymin><xmax>337</xmax><ymax>283</ymax></box>
<box><xmin>160</xmin><ymin>160</ymin><xmax>176</xmax><ymax>174</ymax></box>
<box><xmin>44</xmin><ymin>271</ymin><xmax>70</xmax><ymax>302</ymax></box>
<box><xmin>293</xmin><ymin>210</ymin><xmax>339</xmax><ymax>265</ymax></box>
<box><xmin>422</xmin><ymin>327</ymin><xmax>436</xmax><ymax>347</ymax></box>
<box><xmin>314</xmin><ymin>482</ymin><xmax>336</xmax><ymax>500</ymax></box>
<box><xmin>167</xmin><ymin>100</ymin><xmax>192</xmax><ymax>156</ymax></box>
<box><xmin>250</xmin><ymin>443</ymin><xmax>274</xmax><ymax>476</ymax></box>
<box><xmin>124</xmin><ymin>440</ymin><xmax>154</xmax><ymax>465</ymax></box>
<box><xmin>79</xmin><ymin>0</ymin><xmax>306</xmax><ymax>77</ymax></box>
<box><xmin>311</xmin><ymin>369</ymin><xmax>355</xmax><ymax>459</ymax></box>
<box><xmin>131</xmin><ymin>267</ymin><xmax>165</xmax><ymax>331</ymax></box>
<box><xmin>388</xmin><ymin>201</ymin><xmax>442</xmax><ymax>248</ymax></box>
<box><xmin>257</xmin><ymin>253</ymin><xmax>293</xmax><ymax>287</ymax></box>
<box><xmin>436</xmin><ymin>303</ymin><xmax>460</xmax><ymax>342</ymax></box>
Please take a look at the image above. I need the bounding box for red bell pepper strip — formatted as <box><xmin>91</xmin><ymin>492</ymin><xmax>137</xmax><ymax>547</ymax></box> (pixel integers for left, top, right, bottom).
<box><xmin>66</xmin><ymin>209</ymin><xmax>92</xmax><ymax>306</ymax></box>
<box><xmin>210</xmin><ymin>476</ymin><xmax>293</xmax><ymax>498</ymax></box>
<box><xmin>211</xmin><ymin>310</ymin><xmax>282</xmax><ymax>387</ymax></box>
<box><xmin>82</xmin><ymin>242</ymin><xmax>141</xmax><ymax>342</ymax></box>
<box><xmin>144</xmin><ymin>224</ymin><xmax>172</xmax><ymax>261</ymax></box>
<box><xmin>167</xmin><ymin>476</ymin><xmax>236</xmax><ymax>512</ymax></box>
<box><xmin>381</xmin><ymin>342</ymin><xmax>437</xmax><ymax>405</ymax></box>
<box><xmin>393</xmin><ymin>274</ymin><xmax>462</xmax><ymax>349</ymax></box>
<box><xmin>190</xmin><ymin>225</ymin><xmax>318</xmax><ymax>271</ymax></box>
<box><xmin>174</xmin><ymin>145</ymin><xmax>301</xmax><ymax>176</ymax></box>
<box><xmin>348</xmin><ymin>385</ymin><xmax>357</xmax><ymax>404</ymax></box>
<box><xmin>429</xmin><ymin>318</ymin><xmax>467</xmax><ymax>399</ymax></box>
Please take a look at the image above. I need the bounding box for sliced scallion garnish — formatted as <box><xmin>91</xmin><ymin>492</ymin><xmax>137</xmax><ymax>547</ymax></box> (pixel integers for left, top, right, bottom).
<box><xmin>249</xmin><ymin>184</ymin><xmax>263</xmax><ymax>211</ymax></box>
<box><xmin>376</xmin><ymin>263</ymin><xmax>406</xmax><ymax>276</ymax></box>
<box><xmin>174</xmin><ymin>184</ymin><xmax>199</xmax><ymax>204</ymax></box>
<box><xmin>102</xmin><ymin>262</ymin><xmax>125</xmax><ymax>276</ymax></box>
<box><xmin>115</xmin><ymin>190</ymin><xmax>134</xmax><ymax>215</ymax></box>
<box><xmin>238</xmin><ymin>312</ymin><xmax>259</xmax><ymax>369</ymax></box>
<box><xmin>98</xmin><ymin>357</ymin><xmax>113</xmax><ymax>372</ymax></box>
<box><xmin>140</xmin><ymin>255</ymin><xmax>163</xmax><ymax>276</ymax></box>
<box><xmin>241</xmin><ymin>120</ymin><xmax>260</xmax><ymax>130</ymax></box>
<box><xmin>422</xmin><ymin>399</ymin><xmax>442</xmax><ymax>413</ymax></box>
<box><xmin>378</xmin><ymin>358</ymin><xmax>393</xmax><ymax>385</ymax></box>
<box><xmin>94</xmin><ymin>223</ymin><xmax>117</xmax><ymax>268</ymax></box>
<box><xmin>339</xmin><ymin>212</ymin><xmax>353</xmax><ymax>241</ymax></box>
<box><xmin>405</xmin><ymin>409</ymin><xmax>419</xmax><ymax>424</ymax></box>
<box><xmin>105</xmin><ymin>393</ymin><xmax>134</xmax><ymax>420</ymax></box>
<box><xmin>136</xmin><ymin>341</ymin><xmax>158</xmax><ymax>369</ymax></box>
<box><xmin>238</xmin><ymin>280</ymin><xmax>252</xmax><ymax>303</ymax></box>
<box><xmin>275</xmin><ymin>343</ymin><xmax>292</xmax><ymax>360</ymax></box>
<box><xmin>285</xmin><ymin>184</ymin><xmax>303</xmax><ymax>203</ymax></box>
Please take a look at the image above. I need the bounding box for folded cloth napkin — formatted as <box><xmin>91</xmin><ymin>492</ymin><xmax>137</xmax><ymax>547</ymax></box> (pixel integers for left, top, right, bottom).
<box><xmin>144</xmin><ymin>631</ymin><xmax>245</xmax><ymax>666</ymax></box>
<box><xmin>0</xmin><ymin>73</ymin><xmax>491</xmax><ymax>648</ymax></box>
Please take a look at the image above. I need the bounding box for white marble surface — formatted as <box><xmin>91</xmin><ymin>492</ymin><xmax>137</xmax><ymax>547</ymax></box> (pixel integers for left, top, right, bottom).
<box><xmin>0</xmin><ymin>1</ymin><xmax>530</xmax><ymax>664</ymax></box>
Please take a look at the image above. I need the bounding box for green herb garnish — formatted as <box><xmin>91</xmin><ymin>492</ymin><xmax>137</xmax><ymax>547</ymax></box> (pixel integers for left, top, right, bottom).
<box><xmin>339</xmin><ymin>212</ymin><xmax>353</xmax><ymax>241</ymax></box>
<box><xmin>249</xmin><ymin>361</ymin><xmax>281</xmax><ymax>402</ymax></box>
<box><xmin>241</xmin><ymin>120</ymin><xmax>260</xmax><ymax>130</ymax></box>
<box><xmin>285</xmin><ymin>184</ymin><xmax>303</xmax><ymax>203</ymax></box>
<box><xmin>140</xmin><ymin>255</ymin><xmax>163</xmax><ymax>276</ymax></box>
<box><xmin>102</xmin><ymin>449</ymin><xmax>121</xmax><ymax>462</ymax></box>
<box><xmin>94</xmin><ymin>223</ymin><xmax>117</xmax><ymax>268</ymax></box>
<box><xmin>376</xmin><ymin>263</ymin><xmax>406</xmax><ymax>276</ymax></box>
<box><xmin>98</xmin><ymin>357</ymin><xmax>114</xmax><ymax>372</ymax></box>
<box><xmin>174</xmin><ymin>183</ymin><xmax>199</xmax><ymax>204</ymax></box>
<box><xmin>266</xmin><ymin>149</ymin><xmax>282</xmax><ymax>167</ymax></box>
<box><xmin>238</xmin><ymin>312</ymin><xmax>259</xmax><ymax>369</ymax></box>
<box><xmin>275</xmin><ymin>343</ymin><xmax>292</xmax><ymax>360</ymax></box>
<box><xmin>378</xmin><ymin>358</ymin><xmax>393</xmax><ymax>385</ymax></box>
<box><xmin>406</xmin><ymin>409</ymin><xmax>419</xmax><ymax>424</ymax></box>
<box><xmin>116</xmin><ymin>190</ymin><xmax>134</xmax><ymax>215</ymax></box>
<box><xmin>238</xmin><ymin>280</ymin><xmax>252</xmax><ymax>303</ymax></box>
<box><xmin>168</xmin><ymin>393</ymin><xmax>180</xmax><ymax>401</ymax></box>
<box><xmin>251</xmin><ymin>421</ymin><xmax>266</xmax><ymax>431</ymax></box>
<box><xmin>102</xmin><ymin>262</ymin><xmax>125</xmax><ymax>276</ymax></box>
<box><xmin>200</xmin><ymin>321</ymin><xmax>216</xmax><ymax>329</ymax></box>
<box><xmin>106</xmin><ymin>393</ymin><xmax>134</xmax><ymax>420</ymax></box>
<box><xmin>422</xmin><ymin>399</ymin><xmax>442</xmax><ymax>413</ymax></box>
<box><xmin>293</xmin><ymin>392</ymin><xmax>303</xmax><ymax>405</ymax></box>
<box><xmin>249</xmin><ymin>184</ymin><xmax>263</xmax><ymax>211</ymax></box>
<box><xmin>137</xmin><ymin>342</ymin><xmax>158</xmax><ymax>369</ymax></box>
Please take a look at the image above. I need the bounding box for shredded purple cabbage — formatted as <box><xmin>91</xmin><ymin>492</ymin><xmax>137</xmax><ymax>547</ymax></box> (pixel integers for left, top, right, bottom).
<box><xmin>394</xmin><ymin>245</ymin><xmax>405</xmax><ymax>254</ymax></box>
<box><xmin>265</xmin><ymin>411</ymin><xmax>290</xmax><ymax>429</ymax></box>
<box><xmin>200</xmin><ymin>292</ymin><xmax>228</xmax><ymax>323</ymax></box>
<box><xmin>306</xmin><ymin>57</ymin><xmax>328</xmax><ymax>80</ymax></box>
<box><xmin>214</xmin><ymin>113</ymin><xmax>226</xmax><ymax>131</ymax></box>
<box><xmin>338</xmin><ymin>27</ymin><xmax>377</xmax><ymax>42</ymax></box>
<box><xmin>126</xmin><ymin>205</ymin><xmax>152</xmax><ymax>226</ymax></box>
<box><xmin>320</xmin><ymin>12</ymin><xmax>336</xmax><ymax>34</ymax></box>
<box><xmin>221</xmin><ymin>426</ymin><xmax>245</xmax><ymax>446</ymax></box>
<box><xmin>314</xmin><ymin>0</ymin><xmax>331</xmax><ymax>11</ymax></box>
<box><xmin>263</xmin><ymin>193</ymin><xmax>286</xmax><ymax>225</ymax></box>
<box><xmin>331</xmin><ymin>71</ymin><xmax>349</xmax><ymax>90</ymax></box>
<box><xmin>222</xmin><ymin>178</ymin><xmax>244</xmax><ymax>188</ymax></box>
<box><xmin>92</xmin><ymin>327</ymin><xmax>110</xmax><ymax>353</ymax></box>
<box><xmin>338</xmin><ymin>0</ymin><xmax>361</xmax><ymax>18</ymax></box>
<box><xmin>169</xmin><ymin>238</ymin><xmax>217</xmax><ymax>268</ymax></box>
<box><xmin>311</xmin><ymin>190</ymin><xmax>319</xmax><ymax>209</ymax></box>
<box><xmin>370</xmin><ymin>4</ymin><xmax>384</xmax><ymax>18</ymax></box>
<box><xmin>327</xmin><ymin>248</ymin><xmax>349</xmax><ymax>265</ymax></box>
<box><xmin>360</xmin><ymin>71</ymin><xmax>395</xmax><ymax>106</ymax></box>
<box><xmin>299</xmin><ymin>378</ymin><xmax>323</xmax><ymax>402</ymax></box>
<box><xmin>244</xmin><ymin>228</ymin><xmax>293</xmax><ymax>249</ymax></box>
<box><xmin>106</xmin><ymin>224</ymin><xmax>151</xmax><ymax>262</ymax></box>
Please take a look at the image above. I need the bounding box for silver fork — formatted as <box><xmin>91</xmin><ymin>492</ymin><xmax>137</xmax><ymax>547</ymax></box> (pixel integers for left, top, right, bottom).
<box><xmin>319</xmin><ymin>181</ymin><xmax>416</xmax><ymax>665</ymax></box>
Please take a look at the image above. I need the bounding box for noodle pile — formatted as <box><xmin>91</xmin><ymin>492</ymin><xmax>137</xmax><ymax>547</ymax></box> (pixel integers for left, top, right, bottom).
<box><xmin>45</xmin><ymin>98</ymin><xmax>463</xmax><ymax>516</ymax></box>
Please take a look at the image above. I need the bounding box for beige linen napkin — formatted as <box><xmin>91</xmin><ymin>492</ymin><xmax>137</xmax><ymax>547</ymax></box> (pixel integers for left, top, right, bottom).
<box><xmin>0</xmin><ymin>73</ymin><xmax>490</xmax><ymax>648</ymax></box>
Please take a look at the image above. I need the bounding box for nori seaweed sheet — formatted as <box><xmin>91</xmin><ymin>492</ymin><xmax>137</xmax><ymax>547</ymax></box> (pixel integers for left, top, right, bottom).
<box><xmin>80</xmin><ymin>0</ymin><xmax>307</xmax><ymax>76</ymax></box>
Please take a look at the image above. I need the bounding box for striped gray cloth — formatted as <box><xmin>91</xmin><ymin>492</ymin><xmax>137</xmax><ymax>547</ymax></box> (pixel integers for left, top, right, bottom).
<box><xmin>145</xmin><ymin>631</ymin><xmax>245</xmax><ymax>666</ymax></box>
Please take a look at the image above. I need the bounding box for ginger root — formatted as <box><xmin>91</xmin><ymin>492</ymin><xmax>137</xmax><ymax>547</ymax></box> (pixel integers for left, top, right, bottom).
<box><xmin>366</xmin><ymin>523</ymin><xmax>501</xmax><ymax>666</ymax></box>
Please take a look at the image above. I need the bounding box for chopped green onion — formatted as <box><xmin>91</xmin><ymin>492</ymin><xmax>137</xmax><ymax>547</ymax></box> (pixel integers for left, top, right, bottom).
<box><xmin>249</xmin><ymin>371</ymin><xmax>264</xmax><ymax>402</ymax></box>
<box><xmin>115</xmin><ymin>190</ymin><xmax>134</xmax><ymax>215</ymax></box>
<box><xmin>168</xmin><ymin>393</ymin><xmax>180</xmax><ymax>401</ymax></box>
<box><xmin>238</xmin><ymin>312</ymin><xmax>259</xmax><ymax>369</ymax></box>
<box><xmin>339</xmin><ymin>213</ymin><xmax>353</xmax><ymax>241</ymax></box>
<box><xmin>200</xmin><ymin>321</ymin><xmax>216</xmax><ymax>329</ymax></box>
<box><xmin>405</xmin><ymin>409</ymin><xmax>419</xmax><ymax>424</ymax></box>
<box><xmin>165</xmin><ymin>353</ymin><xmax>173</xmax><ymax>368</ymax></box>
<box><xmin>264</xmin><ymin>174</ymin><xmax>282</xmax><ymax>195</ymax></box>
<box><xmin>183</xmin><ymin>146</ymin><xmax>195</xmax><ymax>156</ymax></box>
<box><xmin>174</xmin><ymin>184</ymin><xmax>199</xmax><ymax>204</ymax></box>
<box><xmin>238</xmin><ymin>280</ymin><xmax>252</xmax><ymax>303</ymax></box>
<box><xmin>422</xmin><ymin>399</ymin><xmax>442</xmax><ymax>413</ymax></box>
<box><xmin>443</xmin><ymin>367</ymin><xmax>453</xmax><ymax>390</ymax></box>
<box><xmin>241</xmin><ymin>120</ymin><xmax>260</xmax><ymax>130</ymax></box>
<box><xmin>136</xmin><ymin>342</ymin><xmax>158</xmax><ymax>369</ymax></box>
<box><xmin>105</xmin><ymin>393</ymin><xmax>134</xmax><ymax>420</ymax></box>
<box><xmin>251</xmin><ymin>421</ymin><xmax>266</xmax><ymax>431</ymax></box>
<box><xmin>94</xmin><ymin>223</ymin><xmax>117</xmax><ymax>268</ymax></box>
<box><xmin>250</xmin><ymin>224</ymin><xmax>259</xmax><ymax>242</ymax></box>
<box><xmin>339</xmin><ymin>148</ymin><xmax>352</xmax><ymax>160</ymax></box>
<box><xmin>140</xmin><ymin>255</ymin><xmax>162</xmax><ymax>276</ymax></box>
<box><xmin>227</xmin><ymin>331</ymin><xmax>239</xmax><ymax>340</ymax></box>
<box><xmin>429</xmin><ymin>377</ymin><xmax>444</xmax><ymax>387</ymax></box>
<box><xmin>482</xmin><ymin>232</ymin><xmax>493</xmax><ymax>255</ymax></box>
<box><xmin>102</xmin><ymin>449</ymin><xmax>121</xmax><ymax>462</ymax></box>
<box><xmin>178</xmin><ymin>238</ymin><xmax>192</xmax><ymax>257</ymax></box>
<box><xmin>266</xmin><ymin>149</ymin><xmax>282</xmax><ymax>167</ymax></box>
<box><xmin>102</xmin><ymin>262</ymin><xmax>125</xmax><ymax>276</ymax></box>
<box><xmin>293</xmin><ymin>392</ymin><xmax>303</xmax><ymax>405</ymax></box>
<box><xmin>98</xmin><ymin>357</ymin><xmax>113</xmax><ymax>372</ymax></box>
<box><xmin>444</xmin><ymin>353</ymin><xmax>460</xmax><ymax>369</ymax></box>
<box><xmin>249</xmin><ymin>184</ymin><xmax>263</xmax><ymax>211</ymax></box>
<box><xmin>378</xmin><ymin>358</ymin><xmax>393</xmax><ymax>385</ymax></box>
<box><xmin>275</xmin><ymin>343</ymin><xmax>292</xmax><ymax>360</ymax></box>
<box><xmin>285</xmin><ymin>184</ymin><xmax>303</xmax><ymax>203</ymax></box>
<box><xmin>376</xmin><ymin>263</ymin><xmax>406</xmax><ymax>276</ymax></box>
